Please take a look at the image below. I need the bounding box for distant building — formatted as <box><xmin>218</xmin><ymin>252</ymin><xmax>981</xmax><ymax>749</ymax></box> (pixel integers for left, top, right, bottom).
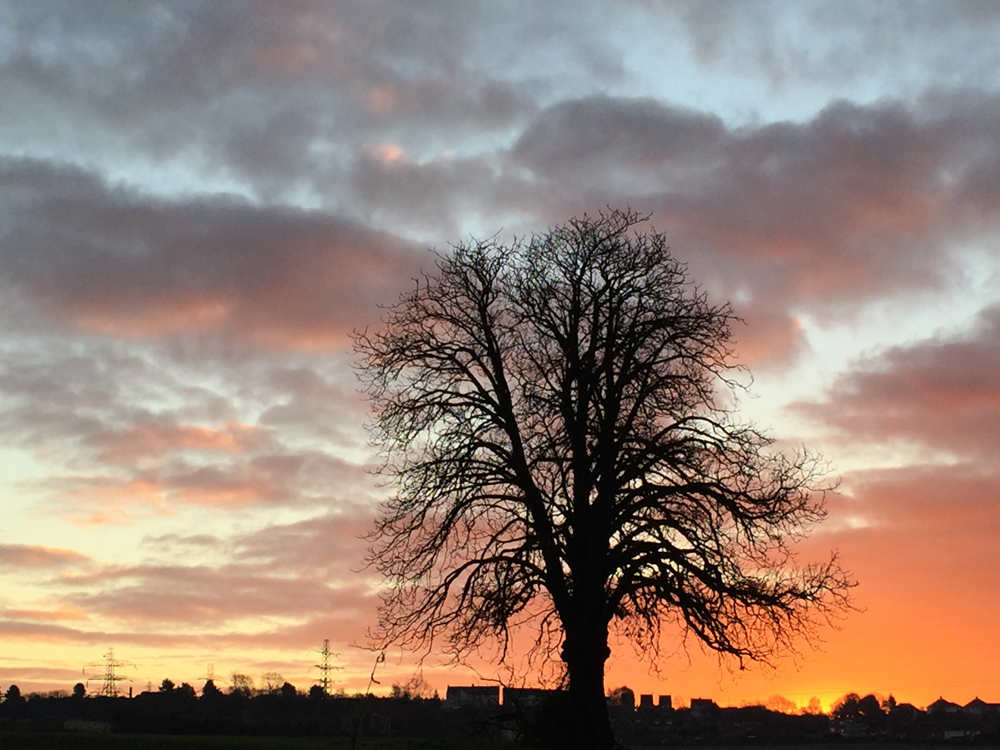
<box><xmin>444</xmin><ymin>685</ymin><xmax>499</xmax><ymax>708</ymax></box>
<box><xmin>616</xmin><ymin>687</ymin><xmax>635</xmax><ymax>712</ymax></box>
<box><xmin>964</xmin><ymin>698</ymin><xmax>1000</xmax><ymax>716</ymax></box>
<box><xmin>927</xmin><ymin>698</ymin><xmax>961</xmax><ymax>715</ymax></box>
<box><xmin>635</xmin><ymin>694</ymin><xmax>672</xmax><ymax>712</ymax></box>
<box><xmin>690</xmin><ymin>698</ymin><xmax>720</xmax><ymax>720</ymax></box>
<box><xmin>503</xmin><ymin>687</ymin><xmax>557</xmax><ymax>708</ymax></box>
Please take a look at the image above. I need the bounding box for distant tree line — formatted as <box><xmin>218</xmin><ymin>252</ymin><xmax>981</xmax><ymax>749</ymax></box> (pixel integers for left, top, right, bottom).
<box><xmin>1</xmin><ymin>682</ymin><xmax>997</xmax><ymax>745</ymax></box>
<box><xmin>0</xmin><ymin>678</ymin><xmax>444</xmax><ymax>738</ymax></box>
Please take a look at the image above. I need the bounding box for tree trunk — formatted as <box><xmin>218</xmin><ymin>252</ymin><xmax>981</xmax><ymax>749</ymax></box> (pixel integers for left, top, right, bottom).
<box><xmin>561</xmin><ymin>621</ymin><xmax>616</xmax><ymax>749</ymax></box>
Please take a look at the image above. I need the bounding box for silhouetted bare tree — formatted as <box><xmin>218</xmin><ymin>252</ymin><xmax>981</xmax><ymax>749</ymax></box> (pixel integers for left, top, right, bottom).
<box><xmin>261</xmin><ymin>672</ymin><xmax>285</xmax><ymax>695</ymax></box>
<box><xmin>229</xmin><ymin>673</ymin><xmax>254</xmax><ymax>698</ymax></box>
<box><xmin>355</xmin><ymin>209</ymin><xmax>852</xmax><ymax>749</ymax></box>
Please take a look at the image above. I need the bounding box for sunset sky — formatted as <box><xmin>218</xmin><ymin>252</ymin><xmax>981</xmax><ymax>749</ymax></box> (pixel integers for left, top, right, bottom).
<box><xmin>2</xmin><ymin>1</ymin><xmax>1000</xmax><ymax>712</ymax></box>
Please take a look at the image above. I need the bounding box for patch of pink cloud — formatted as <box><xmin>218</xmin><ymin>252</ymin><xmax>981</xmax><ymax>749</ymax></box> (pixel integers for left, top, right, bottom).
<box><xmin>69</xmin><ymin>298</ymin><xmax>230</xmax><ymax>339</ymax></box>
<box><xmin>0</xmin><ymin>544</ymin><xmax>91</xmax><ymax>569</ymax></box>
<box><xmin>2</xmin><ymin>608</ymin><xmax>89</xmax><ymax>622</ymax></box>
<box><xmin>793</xmin><ymin>304</ymin><xmax>1000</xmax><ymax>459</ymax></box>
<box><xmin>93</xmin><ymin>422</ymin><xmax>266</xmax><ymax>464</ymax></box>
<box><xmin>729</xmin><ymin>307</ymin><xmax>807</xmax><ymax>368</ymax></box>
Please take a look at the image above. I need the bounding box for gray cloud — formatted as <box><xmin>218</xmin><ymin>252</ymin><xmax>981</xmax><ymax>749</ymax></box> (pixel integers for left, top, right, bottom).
<box><xmin>341</xmin><ymin>92</ymin><xmax>1000</xmax><ymax>363</ymax></box>
<box><xmin>511</xmin><ymin>96</ymin><xmax>727</xmax><ymax>178</ymax></box>
<box><xmin>641</xmin><ymin>0</ymin><xmax>1000</xmax><ymax>95</ymax></box>
<box><xmin>0</xmin><ymin>334</ymin><xmax>375</xmax><ymax>523</ymax></box>
<box><xmin>231</xmin><ymin>507</ymin><xmax>373</xmax><ymax>576</ymax></box>
<box><xmin>793</xmin><ymin>304</ymin><xmax>1000</xmax><ymax>460</ymax></box>
<box><xmin>0</xmin><ymin>159</ymin><xmax>423</xmax><ymax>349</ymax></box>
<box><xmin>0</xmin><ymin>1</ymin><xmax>592</xmax><ymax>201</ymax></box>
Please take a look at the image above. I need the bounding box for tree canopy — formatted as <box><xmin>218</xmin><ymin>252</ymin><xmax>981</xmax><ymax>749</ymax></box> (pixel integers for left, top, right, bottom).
<box><xmin>355</xmin><ymin>208</ymin><xmax>852</xmax><ymax>748</ymax></box>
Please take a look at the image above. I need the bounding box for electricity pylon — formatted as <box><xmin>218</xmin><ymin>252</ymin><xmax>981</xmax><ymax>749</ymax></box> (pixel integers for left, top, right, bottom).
<box><xmin>311</xmin><ymin>639</ymin><xmax>342</xmax><ymax>694</ymax></box>
<box><xmin>83</xmin><ymin>648</ymin><xmax>134</xmax><ymax>697</ymax></box>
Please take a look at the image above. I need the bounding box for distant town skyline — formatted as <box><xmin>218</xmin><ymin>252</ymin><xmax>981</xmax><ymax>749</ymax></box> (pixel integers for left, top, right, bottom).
<box><xmin>5</xmin><ymin>682</ymin><xmax>995</xmax><ymax>745</ymax></box>
<box><xmin>2</xmin><ymin>1</ymin><xmax>1000</xmax><ymax>711</ymax></box>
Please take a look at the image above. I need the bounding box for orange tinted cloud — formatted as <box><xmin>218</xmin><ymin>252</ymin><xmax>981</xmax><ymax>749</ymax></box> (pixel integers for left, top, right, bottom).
<box><xmin>0</xmin><ymin>511</ymin><xmax>378</xmax><ymax>661</ymax></box>
<box><xmin>2</xmin><ymin>608</ymin><xmax>89</xmax><ymax>622</ymax></box>
<box><xmin>56</xmin><ymin>471</ymin><xmax>282</xmax><ymax>521</ymax></box>
<box><xmin>59</xmin><ymin>477</ymin><xmax>170</xmax><ymax>525</ymax></box>
<box><xmin>729</xmin><ymin>306</ymin><xmax>807</xmax><ymax>368</ymax></box>
<box><xmin>52</xmin><ymin>454</ymin><xmax>363</xmax><ymax>522</ymax></box>
<box><xmin>0</xmin><ymin>544</ymin><xmax>90</xmax><ymax>569</ymax></box>
<box><xmin>92</xmin><ymin>422</ymin><xmax>266</xmax><ymax>464</ymax></box>
<box><xmin>70</xmin><ymin>298</ymin><xmax>230</xmax><ymax>338</ymax></box>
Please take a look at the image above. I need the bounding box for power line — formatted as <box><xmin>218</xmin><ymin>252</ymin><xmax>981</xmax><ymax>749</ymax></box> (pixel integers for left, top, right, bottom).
<box><xmin>83</xmin><ymin>648</ymin><xmax>135</xmax><ymax>697</ymax></box>
<box><xmin>311</xmin><ymin>639</ymin><xmax>342</xmax><ymax>694</ymax></box>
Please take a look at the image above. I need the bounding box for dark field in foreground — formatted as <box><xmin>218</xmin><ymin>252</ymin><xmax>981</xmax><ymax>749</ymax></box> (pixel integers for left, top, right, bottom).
<box><xmin>0</xmin><ymin>735</ymin><xmax>520</xmax><ymax>750</ymax></box>
<box><xmin>4</xmin><ymin>737</ymin><xmax>1000</xmax><ymax>750</ymax></box>
<box><xmin>0</xmin><ymin>735</ymin><xmax>510</xmax><ymax>750</ymax></box>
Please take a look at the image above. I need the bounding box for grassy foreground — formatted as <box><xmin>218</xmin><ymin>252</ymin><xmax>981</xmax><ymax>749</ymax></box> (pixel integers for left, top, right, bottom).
<box><xmin>0</xmin><ymin>735</ymin><xmax>521</xmax><ymax>750</ymax></box>
<box><xmin>3</xmin><ymin>738</ymin><xmax>1000</xmax><ymax>750</ymax></box>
